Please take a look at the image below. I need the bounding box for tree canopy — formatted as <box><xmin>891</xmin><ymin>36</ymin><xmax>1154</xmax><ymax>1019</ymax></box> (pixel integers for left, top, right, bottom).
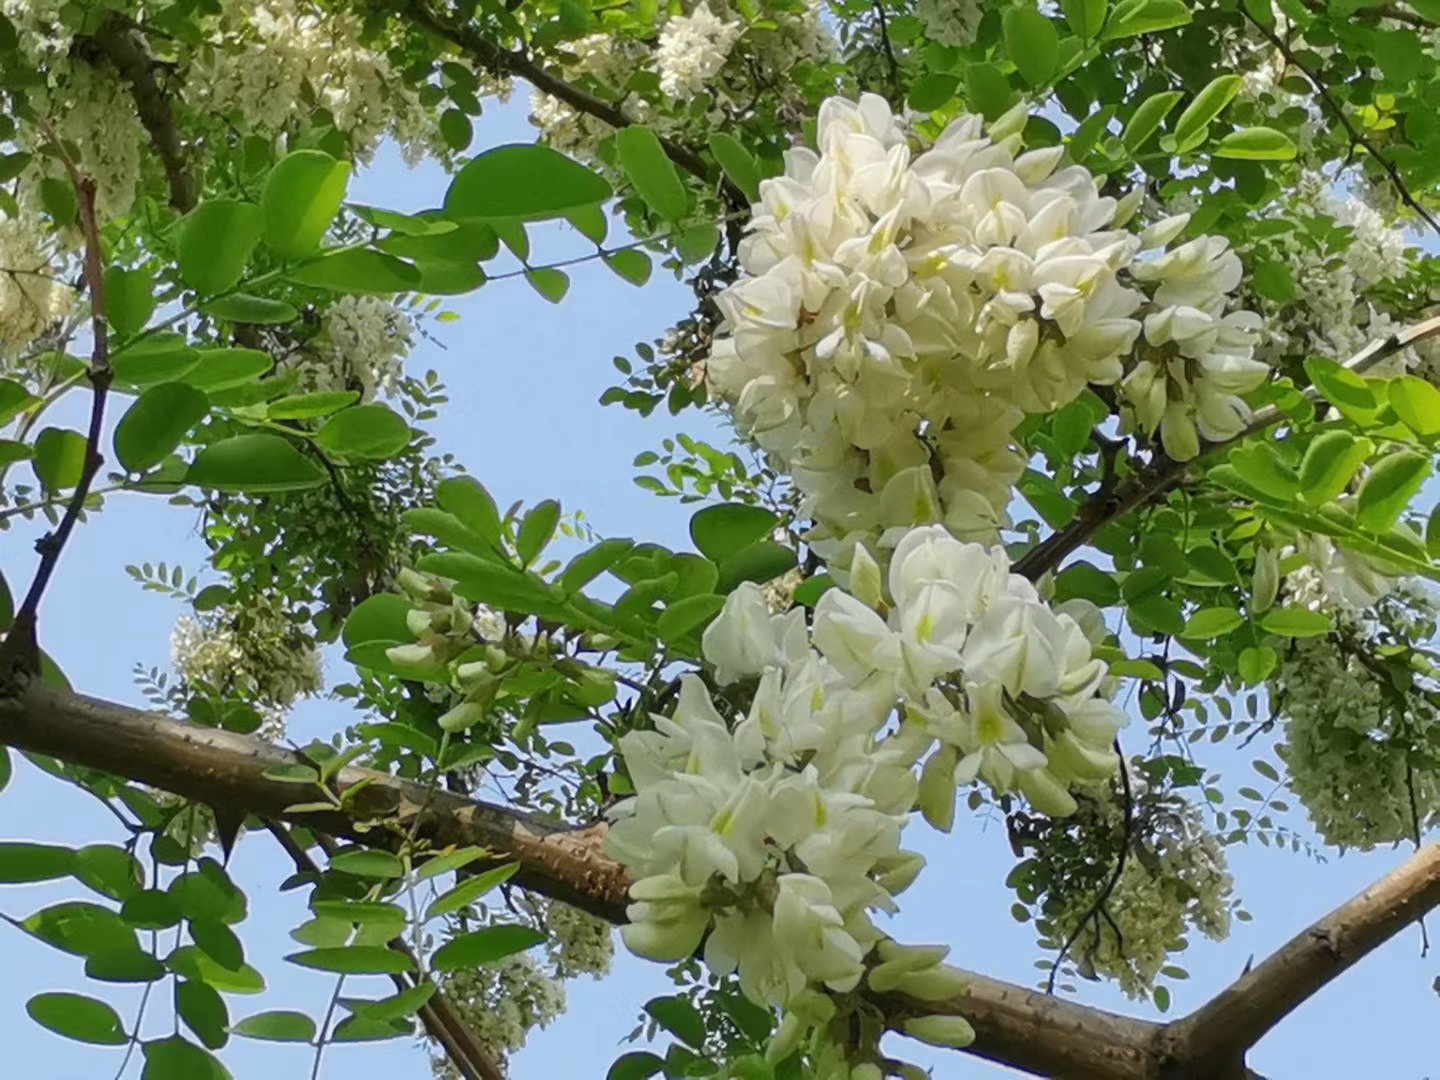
<box><xmin>0</xmin><ymin>0</ymin><xmax>1438</xmax><ymax>1078</ymax></box>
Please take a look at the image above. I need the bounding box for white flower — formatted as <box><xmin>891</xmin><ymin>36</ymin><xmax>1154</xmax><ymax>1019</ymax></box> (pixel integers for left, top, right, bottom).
<box><xmin>655</xmin><ymin>4</ymin><xmax>744</xmax><ymax>100</ymax></box>
<box><xmin>702</xmin><ymin>582</ymin><xmax>807</xmax><ymax>684</ymax></box>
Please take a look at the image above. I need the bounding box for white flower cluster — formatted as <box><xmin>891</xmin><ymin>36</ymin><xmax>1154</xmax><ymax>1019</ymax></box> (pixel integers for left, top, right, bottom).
<box><xmin>187</xmin><ymin>0</ymin><xmax>443</xmax><ymax>164</ymax></box>
<box><xmin>281</xmin><ymin>296</ymin><xmax>414</xmax><ymax>402</ymax></box>
<box><xmin>1282</xmin><ymin>533</ymin><xmax>1395</xmax><ymax>617</ymax></box>
<box><xmin>528</xmin><ymin>34</ymin><xmax>648</xmax><ymax>161</ymax></box>
<box><xmin>170</xmin><ymin>606</ymin><xmax>322</xmax><ymax>738</ymax></box>
<box><xmin>705</xmin><ymin>94</ymin><xmax>1266</xmax><ymax>569</ymax></box>
<box><xmin>607</xmin><ymin>525</ymin><xmax>1124</xmax><ymax>1019</ymax></box>
<box><xmin>20</xmin><ymin>66</ymin><xmax>145</xmax><ymax>222</ymax></box>
<box><xmin>541</xmin><ymin>898</ymin><xmax>615</xmax><ymax>979</ymax></box>
<box><xmin>913</xmin><ymin>0</ymin><xmax>983</xmax><ymax>47</ymax></box>
<box><xmin>656</xmin><ymin>4</ymin><xmax>745</xmax><ymax>101</ymax></box>
<box><xmin>1277</xmin><ymin>611</ymin><xmax>1440</xmax><ymax>850</ymax></box>
<box><xmin>431</xmin><ymin>954</ymin><xmax>567</xmax><ymax>1076</ymax></box>
<box><xmin>1049</xmin><ymin>785</ymin><xmax>1234</xmax><ymax>1000</ymax></box>
<box><xmin>0</xmin><ymin>215</ymin><xmax>73</xmax><ymax>361</ymax></box>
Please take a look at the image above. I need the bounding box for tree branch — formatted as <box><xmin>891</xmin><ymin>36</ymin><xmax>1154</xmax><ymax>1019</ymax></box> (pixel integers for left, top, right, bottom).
<box><xmin>1014</xmin><ymin>313</ymin><xmax>1440</xmax><ymax>582</ymax></box>
<box><xmin>1155</xmin><ymin>841</ymin><xmax>1440</xmax><ymax>1076</ymax></box>
<box><xmin>392</xmin><ymin>0</ymin><xmax>743</xmax><ymax>204</ymax></box>
<box><xmin>2</xmin><ymin>680</ymin><xmax>1436</xmax><ymax>1079</ymax></box>
<box><xmin>77</xmin><ymin>12</ymin><xmax>197</xmax><ymax>213</ymax></box>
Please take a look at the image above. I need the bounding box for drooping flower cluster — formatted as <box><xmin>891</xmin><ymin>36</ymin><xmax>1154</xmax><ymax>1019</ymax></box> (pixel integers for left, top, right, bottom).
<box><xmin>170</xmin><ymin>603</ymin><xmax>323</xmax><ymax>738</ymax></box>
<box><xmin>186</xmin><ymin>0</ymin><xmax>445</xmax><ymax>164</ymax></box>
<box><xmin>0</xmin><ymin>215</ymin><xmax>73</xmax><ymax>361</ymax></box>
<box><xmin>1276</xmin><ymin>587</ymin><xmax>1440</xmax><ymax>850</ymax></box>
<box><xmin>656</xmin><ymin>4</ymin><xmax>745</xmax><ymax>101</ymax></box>
<box><xmin>913</xmin><ymin>0</ymin><xmax>983</xmax><ymax>47</ymax></box>
<box><xmin>1027</xmin><ymin>780</ymin><xmax>1235</xmax><ymax>1000</ymax></box>
<box><xmin>607</xmin><ymin>525</ymin><xmax>1125</xmax><ymax>1016</ymax></box>
<box><xmin>1282</xmin><ymin>533</ymin><xmax>1397</xmax><ymax>617</ymax></box>
<box><xmin>279</xmin><ymin>296</ymin><xmax>415</xmax><ymax>402</ymax></box>
<box><xmin>704</xmin><ymin>94</ymin><xmax>1267</xmax><ymax>569</ymax></box>
<box><xmin>431</xmin><ymin>954</ymin><xmax>567</xmax><ymax>1075</ymax></box>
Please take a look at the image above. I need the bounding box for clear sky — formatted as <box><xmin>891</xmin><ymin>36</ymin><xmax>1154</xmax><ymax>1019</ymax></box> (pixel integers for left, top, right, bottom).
<box><xmin>0</xmin><ymin>97</ymin><xmax>1434</xmax><ymax>1080</ymax></box>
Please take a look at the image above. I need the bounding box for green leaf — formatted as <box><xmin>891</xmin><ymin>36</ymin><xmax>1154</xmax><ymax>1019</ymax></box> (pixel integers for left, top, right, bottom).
<box><xmin>39</xmin><ymin>177</ymin><xmax>77</xmax><ymax>226</ymax></box>
<box><xmin>34</xmin><ymin>426</ymin><xmax>86</xmax><ymax>490</ymax></box>
<box><xmin>1123</xmin><ymin>91</ymin><xmax>1184</xmax><ymax>151</ymax></box>
<box><xmin>286</xmin><ymin>946</ymin><xmax>414</xmax><ymax>975</ymax></box>
<box><xmin>114</xmin><ymin>383</ymin><xmax>209</xmax><ymax>472</ymax></box>
<box><xmin>1388</xmin><ymin>376</ymin><xmax>1440</xmax><ymax>437</ymax></box>
<box><xmin>1101</xmin><ymin>0</ymin><xmax>1192</xmax><ymax>40</ymax></box>
<box><xmin>72</xmin><ymin>844</ymin><xmax>143</xmax><ymax>901</ymax></box>
<box><xmin>1356</xmin><ymin>452</ymin><xmax>1430</xmax><ymax>531</ymax></box>
<box><xmin>526</xmin><ymin>267</ymin><xmax>570</xmax><ymax>303</ymax></box>
<box><xmin>1175</xmin><ymin>75</ymin><xmax>1244</xmax><ymax>147</ymax></box>
<box><xmin>517</xmin><ymin>499</ymin><xmax>561</xmax><ymax>566</ymax></box>
<box><xmin>0</xmin><ymin>379</ymin><xmax>40</xmax><ymax>425</ymax></box>
<box><xmin>1215</xmin><ymin>126</ymin><xmax>1296</xmax><ymax>160</ymax></box>
<box><xmin>328</xmin><ymin>850</ymin><xmax>405</xmax><ymax>879</ymax></box>
<box><xmin>657</xmin><ymin>594</ymin><xmax>726</xmax><ymax>643</ymax></box>
<box><xmin>792</xmin><ymin>574</ymin><xmax>836</xmax><ymax>608</ymax></box>
<box><xmin>187</xmin><ymin>434</ymin><xmax>325</xmax><ymax>493</ymax></box>
<box><xmin>645</xmin><ymin>996</ymin><xmax>707</xmax><ymax>1050</ymax></box>
<box><xmin>1228</xmin><ymin>444</ymin><xmax>1299</xmax><ymax>501</ymax></box>
<box><xmin>178</xmin><ymin>200</ymin><xmax>262</xmax><ymax>296</ymax></box>
<box><xmin>22</xmin><ymin>901</ymin><xmax>139</xmax><ymax>959</ymax></box>
<box><xmin>231</xmin><ymin>1010</ymin><xmax>317</xmax><ymax>1043</ymax></box>
<box><xmin>439</xmin><ymin>108</ymin><xmax>473</xmax><ymax>151</ymax></box>
<box><xmin>170</xmin><ymin>862</ymin><xmax>247</xmax><ymax>924</ymax></box>
<box><xmin>1238</xmin><ymin>645</ymin><xmax>1278</xmax><ymax>684</ymax></box>
<box><xmin>121</xmin><ymin>890</ymin><xmax>183</xmax><ymax>931</ymax></box>
<box><xmin>85</xmin><ymin>951</ymin><xmax>167</xmax><ymax>984</ymax></box>
<box><xmin>607</xmin><ymin>1052</ymin><xmax>666</xmax><ymax>1080</ymax></box>
<box><xmin>201</xmin><ymin>294</ymin><xmax>299</xmax><ymax>325</ymax></box>
<box><xmin>1299</xmin><ymin>431</ymin><xmax>1367</xmax><ymax>505</ymax></box>
<box><xmin>176</xmin><ymin>979</ymin><xmax>229</xmax><ymax>1050</ymax></box>
<box><xmin>190</xmin><ymin>917</ymin><xmax>244</xmax><ymax>972</ymax></box>
<box><xmin>267</xmin><ymin>391</ymin><xmax>360</xmax><ymax>420</ymax></box>
<box><xmin>331</xmin><ymin>1014</ymin><xmax>413</xmax><ymax>1042</ymax></box>
<box><xmin>1053</xmin><ymin>561</ymin><xmax>1121</xmax><ymax>606</ymax></box>
<box><xmin>965</xmin><ymin>63</ymin><xmax>1014</xmax><ymax>120</ymax></box>
<box><xmin>907</xmin><ymin>74</ymin><xmax>960</xmax><ymax>112</ymax></box>
<box><xmin>414</xmin><ymin>847</ymin><xmax>487</xmax><ymax>882</ymax></box>
<box><xmin>431</xmin><ymin>925</ymin><xmax>545</xmax><ymax>971</ymax></box>
<box><xmin>1183</xmin><ymin>607</ymin><xmax>1244</xmax><ymax>639</ymax></box>
<box><xmin>0</xmin><ymin>747</ymin><xmax>10</xmax><ymax>795</ymax></box>
<box><xmin>165</xmin><ymin>947</ymin><xmax>266</xmax><ymax>994</ymax></box>
<box><xmin>314</xmin><ymin>403</ymin><xmax>411</xmax><ymax>460</ymax></box>
<box><xmin>1128</xmin><ymin>594</ymin><xmax>1185</xmax><ymax>637</ymax></box>
<box><xmin>604</xmin><ymin>248</ymin><xmax>652</xmax><ymax>286</ymax></box>
<box><xmin>424</xmin><ymin>863</ymin><xmax>520</xmax><ymax>921</ymax></box>
<box><xmin>288</xmin><ymin>249</ymin><xmax>422</xmax><ymax>294</ymax></box>
<box><xmin>0</xmin><ymin>842</ymin><xmax>74</xmax><ymax>883</ymax></box>
<box><xmin>105</xmin><ymin>266</ymin><xmax>155</xmax><ymax>338</ymax></box>
<box><xmin>1260</xmin><ymin>607</ymin><xmax>1331</xmax><ymax>638</ymax></box>
<box><xmin>26</xmin><ymin>992</ymin><xmax>127</xmax><ymax>1045</ymax></box>
<box><xmin>445</xmin><ymin>143</ymin><xmax>612</xmax><ymax>221</ymax></box>
<box><xmin>561</xmin><ymin>538</ymin><xmax>634</xmax><ymax>594</ymax></box>
<box><xmin>616</xmin><ymin>126</ymin><xmax>689</xmax><ymax>221</ymax></box>
<box><xmin>141</xmin><ymin>1036</ymin><xmax>232</xmax><ymax>1080</ymax></box>
<box><xmin>348</xmin><ymin>982</ymin><xmax>436</xmax><ymax>1023</ymax></box>
<box><xmin>112</xmin><ymin>335</ymin><xmax>200</xmax><ymax>387</ymax></box>
<box><xmin>437</xmin><ymin>476</ymin><xmax>503</xmax><ymax>545</ymax></box>
<box><xmin>261</xmin><ymin>151</ymin><xmax>351</xmax><ymax>259</ymax></box>
<box><xmin>1004</xmin><ymin>7</ymin><xmax>1059</xmax><ymax>86</ymax></box>
<box><xmin>1154</xmin><ymin>985</ymin><xmax>1171</xmax><ymax>1013</ymax></box>
<box><xmin>403</xmin><ymin>508</ymin><xmax>495</xmax><ymax>557</ymax></box>
<box><xmin>707</xmin><ymin>133</ymin><xmax>761</xmax><ymax>202</ymax></box>
<box><xmin>1061</xmin><ymin>0</ymin><xmax>1108</xmax><ymax>38</ymax></box>
<box><xmin>716</xmin><ymin>541</ymin><xmax>795</xmax><ymax>593</ymax></box>
<box><xmin>1304</xmin><ymin>356</ymin><xmax>1382</xmax><ymax>424</ymax></box>
<box><xmin>689</xmin><ymin>503</ymin><xmax>778</xmax><ymax>562</ymax></box>
<box><xmin>182</xmin><ymin>347</ymin><xmax>273</xmax><ymax>392</ymax></box>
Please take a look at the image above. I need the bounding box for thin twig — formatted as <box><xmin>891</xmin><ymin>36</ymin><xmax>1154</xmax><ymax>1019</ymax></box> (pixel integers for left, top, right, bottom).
<box><xmin>0</xmin><ymin>126</ymin><xmax>115</xmax><ymax>679</ymax></box>
<box><xmin>872</xmin><ymin>1</ymin><xmax>903</xmax><ymax>105</ymax></box>
<box><xmin>1243</xmin><ymin>7</ymin><xmax>1440</xmax><ymax>237</ymax></box>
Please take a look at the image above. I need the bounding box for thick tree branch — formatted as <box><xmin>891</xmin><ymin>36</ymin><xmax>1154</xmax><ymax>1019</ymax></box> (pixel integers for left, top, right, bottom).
<box><xmin>1014</xmin><ymin>313</ymin><xmax>1440</xmax><ymax>582</ymax></box>
<box><xmin>1156</xmin><ymin>841</ymin><xmax>1440</xmax><ymax>1076</ymax></box>
<box><xmin>76</xmin><ymin>12</ymin><xmax>197</xmax><ymax>213</ymax></box>
<box><xmin>2</xmin><ymin>681</ymin><xmax>1436</xmax><ymax>1079</ymax></box>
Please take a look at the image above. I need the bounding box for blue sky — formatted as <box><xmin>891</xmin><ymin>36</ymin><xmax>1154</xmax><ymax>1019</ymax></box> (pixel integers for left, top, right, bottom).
<box><xmin>0</xmin><ymin>98</ymin><xmax>1434</xmax><ymax>1079</ymax></box>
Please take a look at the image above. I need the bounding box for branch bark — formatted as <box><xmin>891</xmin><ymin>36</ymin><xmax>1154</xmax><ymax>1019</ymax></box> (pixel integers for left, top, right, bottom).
<box><xmin>1</xmin><ymin>678</ymin><xmax>1435</xmax><ymax>1080</ymax></box>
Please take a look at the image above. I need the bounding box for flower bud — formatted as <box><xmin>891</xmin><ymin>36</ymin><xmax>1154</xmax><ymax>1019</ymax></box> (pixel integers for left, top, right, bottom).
<box><xmin>850</xmin><ymin>543</ymin><xmax>885</xmax><ymax>611</ymax></box>
<box><xmin>1252</xmin><ymin>543</ymin><xmax>1279</xmax><ymax>614</ymax></box>
<box><xmin>1017</xmin><ymin>767</ymin><xmax>1078</xmax><ymax>818</ymax></box>
<box><xmin>850</xmin><ymin>1065</ymin><xmax>883</xmax><ymax>1080</ymax></box>
<box><xmin>901</xmin><ymin>1014</ymin><xmax>976</xmax><ymax>1049</ymax></box>
<box><xmin>1111</xmin><ymin>187</ymin><xmax>1144</xmax><ymax>229</ymax></box>
<box><xmin>988</xmin><ymin>99</ymin><xmax>1029</xmax><ymax>141</ymax></box>
<box><xmin>918</xmin><ymin>744</ymin><xmax>960</xmax><ymax>833</ymax></box>
<box><xmin>874</xmin><ymin>850</ymin><xmax>926</xmax><ymax>896</ymax></box>
<box><xmin>894</xmin><ymin>963</ymin><xmax>970</xmax><ymax>1001</ymax></box>
<box><xmin>765</xmin><ymin>1012</ymin><xmax>807</xmax><ymax>1064</ymax></box>
<box><xmin>385</xmin><ymin>642</ymin><xmax>436</xmax><ymax>668</ymax></box>
<box><xmin>406</xmin><ymin>608</ymin><xmax>437</xmax><ymax>637</ymax></box>
<box><xmin>438</xmin><ymin>700</ymin><xmax>486</xmax><ymax>732</ymax></box>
